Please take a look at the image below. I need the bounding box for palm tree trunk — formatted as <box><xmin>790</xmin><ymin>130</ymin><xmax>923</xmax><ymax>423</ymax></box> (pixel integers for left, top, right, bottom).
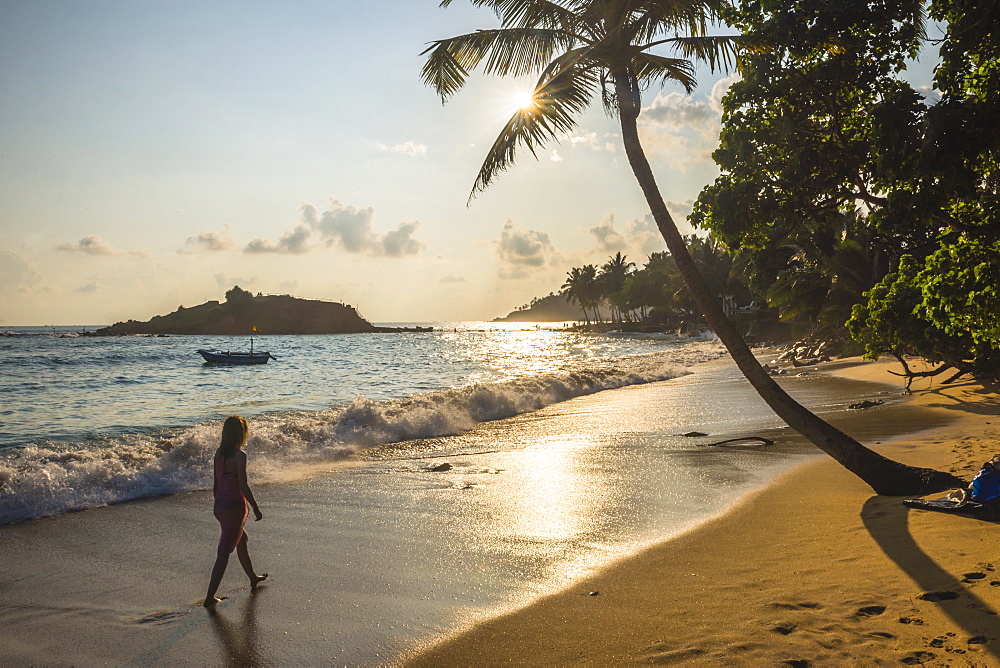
<box><xmin>612</xmin><ymin>74</ymin><xmax>961</xmax><ymax>495</ymax></box>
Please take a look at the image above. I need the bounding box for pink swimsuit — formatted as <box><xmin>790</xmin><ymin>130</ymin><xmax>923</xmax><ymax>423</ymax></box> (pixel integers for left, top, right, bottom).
<box><xmin>214</xmin><ymin>455</ymin><xmax>249</xmax><ymax>553</ymax></box>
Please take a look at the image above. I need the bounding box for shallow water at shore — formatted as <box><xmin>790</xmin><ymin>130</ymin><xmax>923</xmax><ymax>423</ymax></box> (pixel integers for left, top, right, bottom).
<box><xmin>0</xmin><ymin>354</ymin><xmax>940</xmax><ymax>665</ymax></box>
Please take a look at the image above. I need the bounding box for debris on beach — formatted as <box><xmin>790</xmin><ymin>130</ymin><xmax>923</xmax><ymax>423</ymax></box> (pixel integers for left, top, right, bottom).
<box><xmin>849</xmin><ymin>399</ymin><xmax>884</xmax><ymax>410</ymax></box>
<box><xmin>701</xmin><ymin>436</ymin><xmax>775</xmax><ymax>447</ymax></box>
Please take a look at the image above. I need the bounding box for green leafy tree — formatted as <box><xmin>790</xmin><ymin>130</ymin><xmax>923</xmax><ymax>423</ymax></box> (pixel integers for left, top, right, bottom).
<box><xmin>423</xmin><ymin>0</ymin><xmax>959</xmax><ymax>493</ymax></box>
<box><xmin>849</xmin><ymin>240</ymin><xmax>1000</xmax><ymax>381</ymax></box>
<box><xmin>696</xmin><ymin>0</ymin><xmax>999</xmax><ymax>378</ymax></box>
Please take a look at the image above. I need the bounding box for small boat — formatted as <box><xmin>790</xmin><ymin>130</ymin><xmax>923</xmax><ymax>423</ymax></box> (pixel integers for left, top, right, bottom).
<box><xmin>197</xmin><ymin>349</ymin><xmax>276</xmax><ymax>364</ymax></box>
<box><xmin>197</xmin><ymin>336</ymin><xmax>277</xmax><ymax>365</ymax></box>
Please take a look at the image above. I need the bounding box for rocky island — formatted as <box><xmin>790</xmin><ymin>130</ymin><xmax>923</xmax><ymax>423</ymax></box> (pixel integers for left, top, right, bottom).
<box><xmin>84</xmin><ymin>286</ymin><xmax>430</xmax><ymax>336</ymax></box>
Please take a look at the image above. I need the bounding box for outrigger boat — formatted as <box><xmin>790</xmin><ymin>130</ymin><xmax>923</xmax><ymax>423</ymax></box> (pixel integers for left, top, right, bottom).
<box><xmin>197</xmin><ymin>335</ymin><xmax>277</xmax><ymax>365</ymax></box>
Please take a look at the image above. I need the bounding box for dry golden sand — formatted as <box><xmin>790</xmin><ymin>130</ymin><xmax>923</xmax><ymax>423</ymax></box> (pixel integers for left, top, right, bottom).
<box><xmin>407</xmin><ymin>358</ymin><xmax>1000</xmax><ymax>666</ymax></box>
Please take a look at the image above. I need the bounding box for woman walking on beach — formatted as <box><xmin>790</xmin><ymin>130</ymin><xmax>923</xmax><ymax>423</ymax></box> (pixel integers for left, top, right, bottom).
<box><xmin>204</xmin><ymin>415</ymin><xmax>268</xmax><ymax>606</ymax></box>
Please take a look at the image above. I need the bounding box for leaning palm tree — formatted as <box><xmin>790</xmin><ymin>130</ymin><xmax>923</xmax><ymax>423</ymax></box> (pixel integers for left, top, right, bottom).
<box><xmin>422</xmin><ymin>0</ymin><xmax>961</xmax><ymax>494</ymax></box>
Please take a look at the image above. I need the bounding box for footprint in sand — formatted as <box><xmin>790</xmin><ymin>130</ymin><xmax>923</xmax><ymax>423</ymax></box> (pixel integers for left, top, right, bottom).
<box><xmin>901</xmin><ymin>650</ymin><xmax>936</xmax><ymax>665</ymax></box>
<box><xmin>770</xmin><ymin>623</ymin><xmax>797</xmax><ymax>635</ymax></box>
<box><xmin>898</xmin><ymin>617</ymin><xmax>925</xmax><ymax>625</ymax></box>
<box><xmin>962</xmin><ymin>572</ymin><xmax>987</xmax><ymax>583</ymax></box>
<box><xmin>855</xmin><ymin>605</ymin><xmax>887</xmax><ymax>618</ymax></box>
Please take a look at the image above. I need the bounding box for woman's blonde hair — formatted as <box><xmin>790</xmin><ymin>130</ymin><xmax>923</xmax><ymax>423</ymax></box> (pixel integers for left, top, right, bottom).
<box><xmin>218</xmin><ymin>415</ymin><xmax>249</xmax><ymax>458</ymax></box>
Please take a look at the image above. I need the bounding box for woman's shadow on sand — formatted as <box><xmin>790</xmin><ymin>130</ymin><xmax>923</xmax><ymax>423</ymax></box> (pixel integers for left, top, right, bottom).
<box><xmin>861</xmin><ymin>496</ymin><xmax>999</xmax><ymax>659</ymax></box>
<box><xmin>125</xmin><ymin>588</ymin><xmax>267</xmax><ymax>667</ymax></box>
<box><xmin>207</xmin><ymin>588</ymin><xmax>266</xmax><ymax>666</ymax></box>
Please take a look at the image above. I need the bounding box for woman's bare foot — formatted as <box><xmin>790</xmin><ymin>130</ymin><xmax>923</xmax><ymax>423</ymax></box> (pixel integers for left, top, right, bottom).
<box><xmin>251</xmin><ymin>573</ymin><xmax>269</xmax><ymax>589</ymax></box>
<box><xmin>203</xmin><ymin>596</ymin><xmax>227</xmax><ymax>607</ymax></box>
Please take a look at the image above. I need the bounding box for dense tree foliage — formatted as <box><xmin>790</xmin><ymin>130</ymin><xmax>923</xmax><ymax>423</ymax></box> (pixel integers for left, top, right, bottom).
<box><xmin>692</xmin><ymin>0</ymin><xmax>1000</xmax><ymax>379</ymax></box>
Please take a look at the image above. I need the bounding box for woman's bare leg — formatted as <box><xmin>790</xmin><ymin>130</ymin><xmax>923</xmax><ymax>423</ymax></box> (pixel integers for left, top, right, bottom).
<box><xmin>236</xmin><ymin>532</ymin><xmax>268</xmax><ymax>588</ymax></box>
<box><xmin>204</xmin><ymin>551</ymin><xmax>230</xmax><ymax>606</ymax></box>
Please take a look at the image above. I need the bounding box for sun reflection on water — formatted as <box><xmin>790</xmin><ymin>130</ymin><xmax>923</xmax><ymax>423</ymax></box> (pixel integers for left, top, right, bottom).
<box><xmin>439</xmin><ymin>329</ymin><xmax>603</xmax><ymax>381</ymax></box>
<box><xmin>499</xmin><ymin>434</ymin><xmax>599</xmax><ymax>543</ymax></box>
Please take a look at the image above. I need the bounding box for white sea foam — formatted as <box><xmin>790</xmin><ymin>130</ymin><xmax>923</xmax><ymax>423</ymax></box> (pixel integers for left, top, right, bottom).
<box><xmin>0</xmin><ymin>345</ymin><xmax>725</xmax><ymax>525</ymax></box>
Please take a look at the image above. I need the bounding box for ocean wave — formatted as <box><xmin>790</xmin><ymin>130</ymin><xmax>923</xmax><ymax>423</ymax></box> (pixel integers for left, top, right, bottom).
<box><xmin>0</xmin><ymin>345</ymin><xmax>725</xmax><ymax>525</ymax></box>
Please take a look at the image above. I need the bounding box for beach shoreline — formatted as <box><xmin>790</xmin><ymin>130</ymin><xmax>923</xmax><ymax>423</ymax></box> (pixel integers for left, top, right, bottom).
<box><xmin>406</xmin><ymin>356</ymin><xmax>1000</xmax><ymax>666</ymax></box>
<box><xmin>2</xmin><ymin>353</ymin><xmax>996</xmax><ymax>666</ymax></box>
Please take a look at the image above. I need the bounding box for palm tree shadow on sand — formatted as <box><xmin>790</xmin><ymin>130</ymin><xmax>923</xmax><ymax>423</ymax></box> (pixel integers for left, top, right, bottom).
<box><xmin>861</xmin><ymin>496</ymin><xmax>1000</xmax><ymax>659</ymax></box>
<box><xmin>208</xmin><ymin>588</ymin><xmax>266</xmax><ymax>667</ymax></box>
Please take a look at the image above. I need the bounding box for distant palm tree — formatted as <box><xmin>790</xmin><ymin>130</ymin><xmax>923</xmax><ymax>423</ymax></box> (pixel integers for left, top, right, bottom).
<box><xmin>600</xmin><ymin>252</ymin><xmax>635</xmax><ymax>322</ymax></box>
<box><xmin>561</xmin><ymin>265</ymin><xmax>593</xmax><ymax>324</ymax></box>
<box><xmin>422</xmin><ymin>0</ymin><xmax>959</xmax><ymax>493</ymax></box>
<box><xmin>579</xmin><ymin>263</ymin><xmax>604</xmax><ymax>322</ymax></box>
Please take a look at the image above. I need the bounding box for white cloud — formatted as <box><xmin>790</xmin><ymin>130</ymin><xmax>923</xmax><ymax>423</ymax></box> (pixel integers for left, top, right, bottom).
<box><xmin>494</xmin><ymin>219</ymin><xmax>558</xmax><ymax>279</ymax></box>
<box><xmin>566</xmin><ymin>131</ymin><xmax>618</xmax><ymax>152</ymax></box>
<box><xmin>643</xmin><ymin>92</ymin><xmax>715</xmax><ymax>130</ymax></box>
<box><xmin>245</xmin><ymin>225</ymin><xmax>312</xmax><ymax>254</ymax></box>
<box><xmin>439</xmin><ymin>275</ymin><xmax>465</xmax><ymax>283</ymax></box>
<box><xmin>709</xmin><ymin>74</ymin><xmax>740</xmax><ymax>115</ymax></box>
<box><xmin>56</xmin><ymin>236</ymin><xmax>121</xmax><ymax>256</ymax></box>
<box><xmin>643</xmin><ymin>76</ymin><xmax>739</xmax><ymax>131</ymax></box>
<box><xmin>627</xmin><ymin>201</ymin><xmax>697</xmax><ymax>246</ymax></box>
<box><xmin>0</xmin><ymin>250</ymin><xmax>42</xmax><ymax>293</ymax></box>
<box><xmin>376</xmin><ymin>140</ymin><xmax>427</xmax><ymax>156</ymax></box>
<box><xmin>245</xmin><ymin>198</ymin><xmax>425</xmax><ymax>257</ymax></box>
<box><xmin>628</xmin><ymin>214</ymin><xmax>665</xmax><ymax>255</ymax></box>
<box><xmin>306</xmin><ymin>200</ymin><xmax>376</xmax><ymax>253</ymax></box>
<box><xmin>589</xmin><ymin>215</ymin><xmax>628</xmax><ymax>252</ymax></box>
<box><xmin>549</xmin><ymin>149</ymin><xmax>563</xmax><ymax>162</ymax></box>
<box><xmin>587</xmin><ymin>213</ymin><xmax>670</xmax><ymax>259</ymax></box>
<box><xmin>180</xmin><ymin>224</ymin><xmax>236</xmax><ymax>253</ymax></box>
<box><xmin>635</xmin><ymin>79</ymin><xmax>740</xmax><ymax>166</ymax></box>
<box><xmin>381</xmin><ymin>220</ymin><xmax>424</xmax><ymax>258</ymax></box>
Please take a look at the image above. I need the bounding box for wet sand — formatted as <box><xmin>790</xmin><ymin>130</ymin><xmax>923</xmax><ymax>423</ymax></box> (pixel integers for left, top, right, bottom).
<box><xmin>0</xmin><ymin>356</ymin><xmax>984</xmax><ymax>665</ymax></box>
<box><xmin>407</xmin><ymin>358</ymin><xmax>1000</xmax><ymax>666</ymax></box>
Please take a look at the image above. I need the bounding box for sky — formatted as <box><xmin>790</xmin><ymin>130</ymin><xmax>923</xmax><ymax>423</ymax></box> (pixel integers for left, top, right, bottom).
<box><xmin>0</xmin><ymin>1</ymin><xmax>938</xmax><ymax>325</ymax></box>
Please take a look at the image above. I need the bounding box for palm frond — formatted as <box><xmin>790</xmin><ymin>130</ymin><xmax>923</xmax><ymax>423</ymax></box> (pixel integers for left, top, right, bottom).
<box><xmin>632</xmin><ymin>52</ymin><xmax>697</xmax><ymax>93</ymax></box>
<box><xmin>471</xmin><ymin>61</ymin><xmax>599</xmax><ymax>197</ymax></box>
<box><xmin>421</xmin><ymin>28</ymin><xmax>575</xmax><ymax>100</ymax></box>
<box><xmin>626</xmin><ymin>0</ymin><xmax>719</xmax><ymax>44</ymax></box>
<box><xmin>645</xmin><ymin>34</ymin><xmax>744</xmax><ymax>74</ymax></box>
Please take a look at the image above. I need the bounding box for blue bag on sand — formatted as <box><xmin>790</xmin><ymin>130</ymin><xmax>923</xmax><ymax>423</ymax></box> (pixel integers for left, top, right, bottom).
<box><xmin>969</xmin><ymin>455</ymin><xmax>1000</xmax><ymax>504</ymax></box>
<box><xmin>904</xmin><ymin>454</ymin><xmax>1000</xmax><ymax>514</ymax></box>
